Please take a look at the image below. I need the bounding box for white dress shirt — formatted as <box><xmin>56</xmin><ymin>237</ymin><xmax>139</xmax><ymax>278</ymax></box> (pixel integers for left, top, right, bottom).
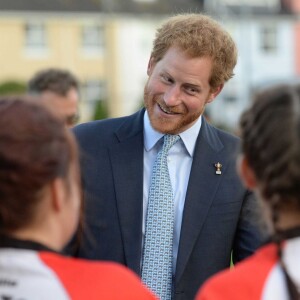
<box><xmin>143</xmin><ymin>111</ymin><xmax>202</xmax><ymax>274</ymax></box>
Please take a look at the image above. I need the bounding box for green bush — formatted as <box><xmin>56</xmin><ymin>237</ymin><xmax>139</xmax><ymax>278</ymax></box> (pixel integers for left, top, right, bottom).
<box><xmin>93</xmin><ymin>99</ymin><xmax>108</xmax><ymax>120</ymax></box>
<box><xmin>0</xmin><ymin>81</ymin><xmax>26</xmax><ymax>95</ymax></box>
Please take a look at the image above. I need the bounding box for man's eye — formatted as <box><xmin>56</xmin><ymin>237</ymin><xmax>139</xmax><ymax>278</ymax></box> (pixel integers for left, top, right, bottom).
<box><xmin>186</xmin><ymin>87</ymin><xmax>198</xmax><ymax>95</ymax></box>
<box><xmin>161</xmin><ymin>75</ymin><xmax>173</xmax><ymax>83</ymax></box>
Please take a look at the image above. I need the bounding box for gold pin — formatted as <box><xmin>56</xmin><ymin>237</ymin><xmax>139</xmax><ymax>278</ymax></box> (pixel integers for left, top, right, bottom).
<box><xmin>215</xmin><ymin>162</ymin><xmax>222</xmax><ymax>175</ymax></box>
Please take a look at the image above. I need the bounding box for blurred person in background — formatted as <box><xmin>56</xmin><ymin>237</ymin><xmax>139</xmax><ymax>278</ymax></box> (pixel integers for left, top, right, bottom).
<box><xmin>28</xmin><ymin>68</ymin><xmax>80</xmax><ymax>127</ymax></box>
<box><xmin>72</xmin><ymin>13</ymin><xmax>262</xmax><ymax>300</ymax></box>
<box><xmin>0</xmin><ymin>97</ymin><xmax>156</xmax><ymax>300</ymax></box>
<box><xmin>196</xmin><ymin>84</ymin><xmax>300</xmax><ymax>300</ymax></box>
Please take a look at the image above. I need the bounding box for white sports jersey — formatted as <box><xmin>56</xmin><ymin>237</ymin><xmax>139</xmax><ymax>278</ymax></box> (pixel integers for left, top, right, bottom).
<box><xmin>0</xmin><ymin>249</ymin><xmax>69</xmax><ymax>300</ymax></box>
<box><xmin>0</xmin><ymin>236</ymin><xmax>156</xmax><ymax>300</ymax></box>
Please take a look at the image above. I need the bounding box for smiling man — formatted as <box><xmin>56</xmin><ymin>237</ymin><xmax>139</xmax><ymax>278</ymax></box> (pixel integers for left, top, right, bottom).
<box><xmin>72</xmin><ymin>14</ymin><xmax>262</xmax><ymax>300</ymax></box>
<box><xmin>144</xmin><ymin>47</ymin><xmax>222</xmax><ymax>134</ymax></box>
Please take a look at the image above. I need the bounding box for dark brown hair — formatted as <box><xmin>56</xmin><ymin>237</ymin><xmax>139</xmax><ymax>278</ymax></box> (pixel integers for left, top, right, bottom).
<box><xmin>28</xmin><ymin>68</ymin><xmax>79</xmax><ymax>96</ymax></box>
<box><xmin>239</xmin><ymin>84</ymin><xmax>300</xmax><ymax>299</ymax></box>
<box><xmin>0</xmin><ymin>96</ymin><xmax>78</xmax><ymax>232</ymax></box>
<box><xmin>240</xmin><ymin>84</ymin><xmax>300</xmax><ymax>206</ymax></box>
<box><xmin>151</xmin><ymin>14</ymin><xmax>237</xmax><ymax>90</ymax></box>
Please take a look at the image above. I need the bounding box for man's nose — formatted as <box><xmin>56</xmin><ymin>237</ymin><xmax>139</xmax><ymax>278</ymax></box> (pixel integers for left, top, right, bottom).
<box><xmin>163</xmin><ymin>85</ymin><xmax>181</xmax><ymax>106</ymax></box>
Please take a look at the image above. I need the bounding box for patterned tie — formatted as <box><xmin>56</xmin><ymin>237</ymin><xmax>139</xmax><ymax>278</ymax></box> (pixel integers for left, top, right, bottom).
<box><xmin>142</xmin><ymin>134</ymin><xmax>180</xmax><ymax>300</ymax></box>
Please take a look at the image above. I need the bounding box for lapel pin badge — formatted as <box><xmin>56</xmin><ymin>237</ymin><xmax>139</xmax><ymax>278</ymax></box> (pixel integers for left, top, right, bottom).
<box><xmin>214</xmin><ymin>162</ymin><xmax>222</xmax><ymax>175</ymax></box>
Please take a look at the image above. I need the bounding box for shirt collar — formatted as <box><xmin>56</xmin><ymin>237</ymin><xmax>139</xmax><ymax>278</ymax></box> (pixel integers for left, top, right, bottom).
<box><xmin>0</xmin><ymin>234</ymin><xmax>57</xmax><ymax>253</ymax></box>
<box><xmin>144</xmin><ymin>111</ymin><xmax>164</xmax><ymax>151</ymax></box>
<box><xmin>143</xmin><ymin>110</ymin><xmax>202</xmax><ymax>157</ymax></box>
<box><xmin>179</xmin><ymin>116</ymin><xmax>202</xmax><ymax>157</ymax></box>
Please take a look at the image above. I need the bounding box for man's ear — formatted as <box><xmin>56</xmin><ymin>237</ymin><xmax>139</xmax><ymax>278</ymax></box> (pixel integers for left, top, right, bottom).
<box><xmin>237</xmin><ymin>155</ymin><xmax>257</xmax><ymax>190</ymax></box>
<box><xmin>147</xmin><ymin>57</ymin><xmax>155</xmax><ymax>76</ymax></box>
<box><xmin>207</xmin><ymin>84</ymin><xmax>224</xmax><ymax>103</ymax></box>
<box><xmin>49</xmin><ymin>178</ymin><xmax>66</xmax><ymax>212</ymax></box>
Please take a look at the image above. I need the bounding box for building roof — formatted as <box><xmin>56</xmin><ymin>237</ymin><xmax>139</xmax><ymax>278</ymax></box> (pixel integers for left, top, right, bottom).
<box><xmin>204</xmin><ymin>0</ymin><xmax>294</xmax><ymax>16</ymax></box>
<box><xmin>0</xmin><ymin>0</ymin><xmax>204</xmax><ymax>15</ymax></box>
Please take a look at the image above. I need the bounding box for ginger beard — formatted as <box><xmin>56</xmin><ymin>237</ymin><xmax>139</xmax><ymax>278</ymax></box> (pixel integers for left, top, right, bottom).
<box><xmin>144</xmin><ymin>84</ymin><xmax>205</xmax><ymax>135</ymax></box>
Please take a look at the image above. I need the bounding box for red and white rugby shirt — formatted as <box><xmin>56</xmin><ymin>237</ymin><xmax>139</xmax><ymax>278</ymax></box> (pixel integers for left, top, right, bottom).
<box><xmin>0</xmin><ymin>236</ymin><xmax>156</xmax><ymax>300</ymax></box>
<box><xmin>196</xmin><ymin>237</ymin><xmax>300</xmax><ymax>300</ymax></box>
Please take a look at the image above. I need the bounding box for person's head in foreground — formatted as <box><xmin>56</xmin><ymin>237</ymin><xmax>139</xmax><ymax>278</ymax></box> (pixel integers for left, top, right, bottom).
<box><xmin>0</xmin><ymin>97</ymin><xmax>156</xmax><ymax>300</ymax></box>
<box><xmin>196</xmin><ymin>84</ymin><xmax>300</xmax><ymax>300</ymax></box>
<box><xmin>28</xmin><ymin>68</ymin><xmax>80</xmax><ymax>127</ymax></box>
<box><xmin>144</xmin><ymin>13</ymin><xmax>237</xmax><ymax>134</ymax></box>
<box><xmin>0</xmin><ymin>96</ymin><xmax>81</xmax><ymax>250</ymax></box>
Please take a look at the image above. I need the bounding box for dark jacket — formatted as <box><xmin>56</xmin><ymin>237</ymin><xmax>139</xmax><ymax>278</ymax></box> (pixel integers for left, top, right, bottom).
<box><xmin>72</xmin><ymin>109</ymin><xmax>262</xmax><ymax>299</ymax></box>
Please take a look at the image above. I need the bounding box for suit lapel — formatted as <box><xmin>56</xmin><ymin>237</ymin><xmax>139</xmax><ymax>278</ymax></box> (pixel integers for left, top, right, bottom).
<box><xmin>108</xmin><ymin>112</ymin><xmax>230</xmax><ymax>279</ymax></box>
<box><xmin>109</xmin><ymin>110</ymin><xmax>145</xmax><ymax>275</ymax></box>
<box><xmin>175</xmin><ymin>119</ymin><xmax>228</xmax><ymax>282</ymax></box>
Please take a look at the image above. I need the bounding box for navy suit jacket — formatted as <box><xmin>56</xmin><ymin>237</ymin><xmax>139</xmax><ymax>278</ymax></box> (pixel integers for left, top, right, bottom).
<box><xmin>73</xmin><ymin>109</ymin><xmax>262</xmax><ymax>300</ymax></box>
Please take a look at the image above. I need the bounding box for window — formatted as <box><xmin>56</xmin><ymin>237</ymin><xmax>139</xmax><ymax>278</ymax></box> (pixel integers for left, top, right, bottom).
<box><xmin>83</xmin><ymin>80</ymin><xmax>106</xmax><ymax>102</ymax></box>
<box><xmin>25</xmin><ymin>22</ymin><xmax>47</xmax><ymax>50</ymax></box>
<box><xmin>82</xmin><ymin>80</ymin><xmax>107</xmax><ymax>120</ymax></box>
<box><xmin>82</xmin><ymin>25</ymin><xmax>104</xmax><ymax>54</ymax></box>
<box><xmin>260</xmin><ymin>25</ymin><xmax>277</xmax><ymax>53</ymax></box>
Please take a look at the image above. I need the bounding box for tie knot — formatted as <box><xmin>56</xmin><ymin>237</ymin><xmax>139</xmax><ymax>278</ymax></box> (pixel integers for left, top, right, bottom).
<box><xmin>162</xmin><ymin>134</ymin><xmax>180</xmax><ymax>153</ymax></box>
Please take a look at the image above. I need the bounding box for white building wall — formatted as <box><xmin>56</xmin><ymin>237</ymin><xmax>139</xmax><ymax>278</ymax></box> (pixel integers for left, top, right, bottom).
<box><xmin>114</xmin><ymin>17</ymin><xmax>160</xmax><ymax>116</ymax></box>
<box><xmin>251</xmin><ymin>20</ymin><xmax>295</xmax><ymax>85</ymax></box>
<box><xmin>209</xmin><ymin>17</ymin><xmax>296</xmax><ymax>131</ymax></box>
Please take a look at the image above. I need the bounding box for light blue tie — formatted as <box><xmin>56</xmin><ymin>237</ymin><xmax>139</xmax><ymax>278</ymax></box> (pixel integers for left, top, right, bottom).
<box><xmin>142</xmin><ymin>134</ymin><xmax>180</xmax><ymax>300</ymax></box>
